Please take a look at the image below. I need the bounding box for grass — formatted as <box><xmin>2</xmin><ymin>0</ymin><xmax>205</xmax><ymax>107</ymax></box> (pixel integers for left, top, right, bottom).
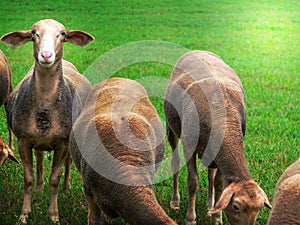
<box><xmin>0</xmin><ymin>0</ymin><xmax>299</xmax><ymax>224</ymax></box>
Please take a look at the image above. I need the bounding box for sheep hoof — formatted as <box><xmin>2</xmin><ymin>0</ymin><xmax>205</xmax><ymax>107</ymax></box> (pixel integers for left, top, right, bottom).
<box><xmin>16</xmin><ymin>214</ymin><xmax>28</xmax><ymax>225</ymax></box>
<box><xmin>49</xmin><ymin>215</ymin><xmax>60</xmax><ymax>225</ymax></box>
<box><xmin>211</xmin><ymin>213</ymin><xmax>223</xmax><ymax>225</ymax></box>
<box><xmin>185</xmin><ymin>219</ymin><xmax>196</xmax><ymax>225</ymax></box>
<box><xmin>170</xmin><ymin>201</ymin><xmax>180</xmax><ymax>211</ymax></box>
<box><xmin>35</xmin><ymin>184</ymin><xmax>44</xmax><ymax>192</ymax></box>
<box><xmin>206</xmin><ymin>211</ymin><xmax>212</xmax><ymax>220</ymax></box>
<box><xmin>62</xmin><ymin>182</ymin><xmax>70</xmax><ymax>193</ymax></box>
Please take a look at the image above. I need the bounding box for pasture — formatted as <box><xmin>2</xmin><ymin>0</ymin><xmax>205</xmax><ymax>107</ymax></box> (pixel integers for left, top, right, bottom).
<box><xmin>0</xmin><ymin>0</ymin><xmax>299</xmax><ymax>224</ymax></box>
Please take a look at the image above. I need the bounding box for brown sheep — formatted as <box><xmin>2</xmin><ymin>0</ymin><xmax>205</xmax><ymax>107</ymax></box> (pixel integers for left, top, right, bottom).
<box><xmin>1</xmin><ymin>19</ymin><xmax>94</xmax><ymax>224</ymax></box>
<box><xmin>164</xmin><ymin>50</ymin><xmax>272</xmax><ymax>225</ymax></box>
<box><xmin>0</xmin><ymin>50</ymin><xmax>17</xmax><ymax>165</ymax></box>
<box><xmin>69</xmin><ymin>77</ymin><xmax>177</xmax><ymax>225</ymax></box>
<box><xmin>267</xmin><ymin>158</ymin><xmax>300</xmax><ymax>225</ymax></box>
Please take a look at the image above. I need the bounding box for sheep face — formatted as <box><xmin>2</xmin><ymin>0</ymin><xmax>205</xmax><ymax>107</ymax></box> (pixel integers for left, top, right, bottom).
<box><xmin>1</xmin><ymin>19</ymin><xmax>94</xmax><ymax>68</ymax></box>
<box><xmin>208</xmin><ymin>180</ymin><xmax>272</xmax><ymax>225</ymax></box>
<box><xmin>31</xmin><ymin>20</ymin><xmax>65</xmax><ymax>68</ymax></box>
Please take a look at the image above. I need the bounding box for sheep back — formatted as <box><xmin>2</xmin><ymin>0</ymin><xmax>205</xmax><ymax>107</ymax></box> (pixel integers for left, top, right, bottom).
<box><xmin>69</xmin><ymin>78</ymin><xmax>171</xmax><ymax>224</ymax></box>
<box><xmin>164</xmin><ymin>50</ymin><xmax>246</xmax><ymax>166</ymax></box>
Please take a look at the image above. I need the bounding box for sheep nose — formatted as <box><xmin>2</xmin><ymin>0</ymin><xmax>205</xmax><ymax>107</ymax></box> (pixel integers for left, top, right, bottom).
<box><xmin>41</xmin><ymin>51</ymin><xmax>52</xmax><ymax>62</ymax></box>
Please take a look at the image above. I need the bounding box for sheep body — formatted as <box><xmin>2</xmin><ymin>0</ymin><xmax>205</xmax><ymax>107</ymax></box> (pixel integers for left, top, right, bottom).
<box><xmin>164</xmin><ymin>50</ymin><xmax>271</xmax><ymax>224</ymax></box>
<box><xmin>70</xmin><ymin>77</ymin><xmax>177</xmax><ymax>225</ymax></box>
<box><xmin>1</xmin><ymin>19</ymin><xmax>93</xmax><ymax>224</ymax></box>
<box><xmin>0</xmin><ymin>50</ymin><xmax>12</xmax><ymax>106</ymax></box>
<box><xmin>0</xmin><ymin>50</ymin><xmax>16</xmax><ymax>164</ymax></box>
<box><xmin>267</xmin><ymin>158</ymin><xmax>300</xmax><ymax>225</ymax></box>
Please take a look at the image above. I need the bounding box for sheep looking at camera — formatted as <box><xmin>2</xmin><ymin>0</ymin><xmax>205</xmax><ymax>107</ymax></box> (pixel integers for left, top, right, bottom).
<box><xmin>1</xmin><ymin>19</ymin><xmax>93</xmax><ymax>224</ymax></box>
<box><xmin>164</xmin><ymin>50</ymin><xmax>272</xmax><ymax>225</ymax></box>
<box><xmin>70</xmin><ymin>77</ymin><xmax>177</xmax><ymax>225</ymax></box>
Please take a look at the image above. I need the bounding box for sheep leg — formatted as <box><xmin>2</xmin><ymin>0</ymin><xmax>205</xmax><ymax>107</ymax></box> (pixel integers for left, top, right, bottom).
<box><xmin>185</xmin><ymin>153</ymin><xmax>198</xmax><ymax>225</ymax></box>
<box><xmin>206</xmin><ymin>168</ymin><xmax>217</xmax><ymax>218</ymax></box>
<box><xmin>167</xmin><ymin>125</ymin><xmax>180</xmax><ymax>210</ymax></box>
<box><xmin>212</xmin><ymin>169</ymin><xmax>223</xmax><ymax>225</ymax></box>
<box><xmin>35</xmin><ymin>151</ymin><xmax>44</xmax><ymax>191</ymax></box>
<box><xmin>48</xmin><ymin>142</ymin><xmax>68</xmax><ymax>224</ymax></box>
<box><xmin>17</xmin><ymin>140</ymin><xmax>34</xmax><ymax>225</ymax></box>
<box><xmin>8</xmin><ymin>126</ymin><xmax>14</xmax><ymax>149</ymax></box>
<box><xmin>62</xmin><ymin>152</ymin><xmax>71</xmax><ymax>193</ymax></box>
<box><xmin>85</xmin><ymin>194</ymin><xmax>103</xmax><ymax>225</ymax></box>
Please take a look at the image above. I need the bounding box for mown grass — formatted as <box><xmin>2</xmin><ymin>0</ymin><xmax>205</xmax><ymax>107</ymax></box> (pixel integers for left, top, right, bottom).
<box><xmin>0</xmin><ymin>0</ymin><xmax>299</xmax><ymax>224</ymax></box>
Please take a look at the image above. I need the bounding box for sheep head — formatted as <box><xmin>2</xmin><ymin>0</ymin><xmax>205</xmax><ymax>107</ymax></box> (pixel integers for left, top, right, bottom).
<box><xmin>1</xmin><ymin>19</ymin><xmax>94</xmax><ymax>68</ymax></box>
<box><xmin>0</xmin><ymin>137</ymin><xmax>18</xmax><ymax>165</ymax></box>
<box><xmin>208</xmin><ymin>180</ymin><xmax>272</xmax><ymax>225</ymax></box>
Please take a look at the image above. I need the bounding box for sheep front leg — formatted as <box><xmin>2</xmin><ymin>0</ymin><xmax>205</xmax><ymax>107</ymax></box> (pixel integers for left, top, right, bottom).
<box><xmin>17</xmin><ymin>140</ymin><xmax>34</xmax><ymax>225</ymax></box>
<box><xmin>212</xmin><ymin>169</ymin><xmax>223</xmax><ymax>225</ymax></box>
<box><xmin>48</xmin><ymin>142</ymin><xmax>68</xmax><ymax>224</ymax></box>
<box><xmin>206</xmin><ymin>168</ymin><xmax>217</xmax><ymax>217</ymax></box>
<box><xmin>185</xmin><ymin>153</ymin><xmax>198</xmax><ymax>225</ymax></box>
<box><xmin>35</xmin><ymin>151</ymin><xmax>44</xmax><ymax>191</ymax></box>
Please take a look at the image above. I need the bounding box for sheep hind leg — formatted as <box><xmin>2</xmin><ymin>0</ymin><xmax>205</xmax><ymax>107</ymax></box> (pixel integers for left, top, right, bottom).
<box><xmin>167</xmin><ymin>125</ymin><xmax>180</xmax><ymax>211</ymax></box>
<box><xmin>48</xmin><ymin>143</ymin><xmax>68</xmax><ymax>224</ymax></box>
<box><xmin>85</xmin><ymin>193</ymin><xmax>103</xmax><ymax>225</ymax></box>
<box><xmin>35</xmin><ymin>151</ymin><xmax>44</xmax><ymax>191</ymax></box>
<box><xmin>8</xmin><ymin>126</ymin><xmax>14</xmax><ymax>149</ymax></box>
<box><xmin>62</xmin><ymin>152</ymin><xmax>71</xmax><ymax>193</ymax></box>
<box><xmin>185</xmin><ymin>153</ymin><xmax>198</xmax><ymax>225</ymax></box>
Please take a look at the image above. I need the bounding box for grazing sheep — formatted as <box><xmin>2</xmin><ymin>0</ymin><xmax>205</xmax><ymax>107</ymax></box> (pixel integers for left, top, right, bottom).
<box><xmin>267</xmin><ymin>158</ymin><xmax>300</xmax><ymax>225</ymax></box>
<box><xmin>69</xmin><ymin>78</ymin><xmax>177</xmax><ymax>225</ymax></box>
<box><xmin>0</xmin><ymin>50</ymin><xmax>14</xmax><ymax>151</ymax></box>
<box><xmin>0</xmin><ymin>136</ymin><xmax>18</xmax><ymax>165</ymax></box>
<box><xmin>164</xmin><ymin>50</ymin><xmax>272</xmax><ymax>225</ymax></box>
<box><xmin>1</xmin><ymin>19</ymin><xmax>94</xmax><ymax>224</ymax></box>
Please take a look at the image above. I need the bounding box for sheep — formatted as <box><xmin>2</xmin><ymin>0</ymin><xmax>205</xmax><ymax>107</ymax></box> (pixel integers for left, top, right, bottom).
<box><xmin>164</xmin><ymin>50</ymin><xmax>272</xmax><ymax>225</ymax></box>
<box><xmin>69</xmin><ymin>77</ymin><xmax>177</xmax><ymax>225</ymax></box>
<box><xmin>0</xmin><ymin>135</ymin><xmax>18</xmax><ymax>165</ymax></box>
<box><xmin>0</xmin><ymin>50</ymin><xmax>17</xmax><ymax>165</ymax></box>
<box><xmin>267</xmin><ymin>158</ymin><xmax>300</xmax><ymax>225</ymax></box>
<box><xmin>1</xmin><ymin>19</ymin><xmax>94</xmax><ymax>224</ymax></box>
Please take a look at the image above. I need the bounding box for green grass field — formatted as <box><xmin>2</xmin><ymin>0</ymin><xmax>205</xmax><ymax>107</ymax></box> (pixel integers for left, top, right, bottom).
<box><xmin>0</xmin><ymin>0</ymin><xmax>299</xmax><ymax>224</ymax></box>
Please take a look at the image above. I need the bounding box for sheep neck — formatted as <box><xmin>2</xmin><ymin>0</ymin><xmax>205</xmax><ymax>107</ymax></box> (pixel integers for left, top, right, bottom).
<box><xmin>32</xmin><ymin>60</ymin><xmax>62</xmax><ymax>107</ymax></box>
<box><xmin>216</xmin><ymin>129</ymin><xmax>252</xmax><ymax>184</ymax></box>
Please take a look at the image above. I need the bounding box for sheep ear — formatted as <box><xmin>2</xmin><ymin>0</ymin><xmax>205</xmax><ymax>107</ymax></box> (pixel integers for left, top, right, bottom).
<box><xmin>208</xmin><ymin>183</ymin><xmax>235</xmax><ymax>215</ymax></box>
<box><xmin>65</xmin><ymin>30</ymin><xmax>94</xmax><ymax>47</ymax></box>
<box><xmin>258</xmin><ymin>186</ymin><xmax>272</xmax><ymax>209</ymax></box>
<box><xmin>1</xmin><ymin>31</ymin><xmax>32</xmax><ymax>47</ymax></box>
<box><xmin>4</xmin><ymin>144</ymin><xmax>18</xmax><ymax>164</ymax></box>
<box><xmin>7</xmin><ymin>146</ymin><xmax>19</xmax><ymax>164</ymax></box>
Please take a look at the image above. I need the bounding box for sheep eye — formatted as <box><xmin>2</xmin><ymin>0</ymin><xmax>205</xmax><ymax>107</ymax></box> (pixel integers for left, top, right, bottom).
<box><xmin>57</xmin><ymin>31</ymin><xmax>66</xmax><ymax>38</ymax></box>
<box><xmin>31</xmin><ymin>30</ymin><xmax>39</xmax><ymax>37</ymax></box>
<box><xmin>232</xmin><ymin>204</ymin><xmax>241</xmax><ymax>212</ymax></box>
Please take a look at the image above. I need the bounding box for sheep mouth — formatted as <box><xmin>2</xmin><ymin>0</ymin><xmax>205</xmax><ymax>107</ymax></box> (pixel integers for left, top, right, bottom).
<box><xmin>39</xmin><ymin>60</ymin><xmax>54</xmax><ymax>67</ymax></box>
